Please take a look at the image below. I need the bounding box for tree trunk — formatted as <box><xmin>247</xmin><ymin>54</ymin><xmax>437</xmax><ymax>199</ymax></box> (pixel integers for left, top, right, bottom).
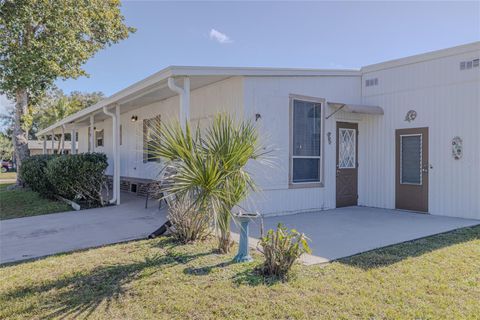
<box><xmin>13</xmin><ymin>89</ymin><xmax>30</xmax><ymax>185</ymax></box>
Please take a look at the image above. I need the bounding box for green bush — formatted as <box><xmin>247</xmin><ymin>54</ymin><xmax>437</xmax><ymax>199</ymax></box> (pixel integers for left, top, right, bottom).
<box><xmin>45</xmin><ymin>153</ymin><xmax>108</xmax><ymax>206</ymax></box>
<box><xmin>19</xmin><ymin>154</ymin><xmax>57</xmax><ymax>197</ymax></box>
<box><xmin>258</xmin><ymin>223</ymin><xmax>311</xmax><ymax>280</ymax></box>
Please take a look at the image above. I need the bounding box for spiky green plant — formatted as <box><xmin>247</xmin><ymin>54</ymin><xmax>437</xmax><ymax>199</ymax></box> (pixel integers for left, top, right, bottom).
<box><xmin>258</xmin><ymin>223</ymin><xmax>311</xmax><ymax>280</ymax></box>
<box><xmin>147</xmin><ymin>115</ymin><xmax>268</xmax><ymax>253</ymax></box>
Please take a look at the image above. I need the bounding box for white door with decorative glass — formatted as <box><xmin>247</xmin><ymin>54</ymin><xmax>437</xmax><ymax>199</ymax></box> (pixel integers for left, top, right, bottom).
<box><xmin>338</xmin><ymin>128</ymin><xmax>356</xmax><ymax>169</ymax></box>
<box><xmin>290</xmin><ymin>97</ymin><xmax>324</xmax><ymax>185</ymax></box>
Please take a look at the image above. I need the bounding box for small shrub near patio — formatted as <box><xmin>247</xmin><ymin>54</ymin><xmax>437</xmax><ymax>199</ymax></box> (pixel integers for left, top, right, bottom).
<box><xmin>19</xmin><ymin>154</ymin><xmax>57</xmax><ymax>197</ymax></box>
<box><xmin>167</xmin><ymin>194</ymin><xmax>211</xmax><ymax>243</ymax></box>
<box><xmin>258</xmin><ymin>223</ymin><xmax>311</xmax><ymax>280</ymax></box>
<box><xmin>45</xmin><ymin>153</ymin><xmax>108</xmax><ymax>206</ymax></box>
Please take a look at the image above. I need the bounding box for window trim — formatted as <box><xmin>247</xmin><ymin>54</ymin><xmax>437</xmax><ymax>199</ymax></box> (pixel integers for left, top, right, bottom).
<box><xmin>288</xmin><ymin>94</ymin><xmax>325</xmax><ymax>189</ymax></box>
<box><xmin>95</xmin><ymin>129</ymin><xmax>104</xmax><ymax>148</ymax></box>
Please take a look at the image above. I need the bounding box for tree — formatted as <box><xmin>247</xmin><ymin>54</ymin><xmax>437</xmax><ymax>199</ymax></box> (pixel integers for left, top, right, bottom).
<box><xmin>0</xmin><ymin>132</ymin><xmax>13</xmax><ymax>161</ymax></box>
<box><xmin>0</xmin><ymin>0</ymin><xmax>134</xmax><ymax>184</ymax></box>
<box><xmin>149</xmin><ymin>115</ymin><xmax>269</xmax><ymax>253</ymax></box>
<box><xmin>31</xmin><ymin>88</ymin><xmax>104</xmax><ymax>139</ymax></box>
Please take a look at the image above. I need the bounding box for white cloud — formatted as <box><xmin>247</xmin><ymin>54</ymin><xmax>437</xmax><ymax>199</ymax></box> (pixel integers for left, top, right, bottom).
<box><xmin>209</xmin><ymin>28</ymin><xmax>233</xmax><ymax>44</ymax></box>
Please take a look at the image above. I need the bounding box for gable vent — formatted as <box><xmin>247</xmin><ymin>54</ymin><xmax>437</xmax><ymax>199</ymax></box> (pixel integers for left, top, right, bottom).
<box><xmin>365</xmin><ymin>78</ymin><xmax>378</xmax><ymax>87</ymax></box>
<box><xmin>460</xmin><ymin>58</ymin><xmax>479</xmax><ymax>70</ymax></box>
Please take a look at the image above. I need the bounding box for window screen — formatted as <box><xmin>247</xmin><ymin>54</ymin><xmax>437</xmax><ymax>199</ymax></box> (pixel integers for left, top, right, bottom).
<box><xmin>291</xmin><ymin>99</ymin><xmax>322</xmax><ymax>183</ymax></box>
<box><xmin>143</xmin><ymin>115</ymin><xmax>161</xmax><ymax>163</ymax></box>
<box><xmin>95</xmin><ymin>130</ymin><xmax>104</xmax><ymax>147</ymax></box>
<box><xmin>400</xmin><ymin>135</ymin><xmax>422</xmax><ymax>185</ymax></box>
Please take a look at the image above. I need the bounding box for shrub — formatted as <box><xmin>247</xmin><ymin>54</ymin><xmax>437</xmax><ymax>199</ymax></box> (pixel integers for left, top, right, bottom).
<box><xmin>19</xmin><ymin>154</ymin><xmax>57</xmax><ymax>196</ymax></box>
<box><xmin>45</xmin><ymin>153</ymin><xmax>108</xmax><ymax>206</ymax></box>
<box><xmin>258</xmin><ymin>224</ymin><xmax>311</xmax><ymax>280</ymax></box>
<box><xmin>167</xmin><ymin>193</ymin><xmax>211</xmax><ymax>244</ymax></box>
<box><xmin>146</xmin><ymin>115</ymin><xmax>268</xmax><ymax>253</ymax></box>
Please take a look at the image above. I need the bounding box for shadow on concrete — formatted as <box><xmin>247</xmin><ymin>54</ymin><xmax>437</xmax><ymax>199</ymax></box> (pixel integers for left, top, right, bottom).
<box><xmin>337</xmin><ymin>225</ymin><xmax>480</xmax><ymax>270</ymax></box>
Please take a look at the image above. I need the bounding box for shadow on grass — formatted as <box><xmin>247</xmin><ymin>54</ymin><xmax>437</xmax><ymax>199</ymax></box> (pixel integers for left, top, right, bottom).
<box><xmin>1</xmin><ymin>239</ymin><xmax>216</xmax><ymax>319</ymax></box>
<box><xmin>339</xmin><ymin>225</ymin><xmax>480</xmax><ymax>270</ymax></box>
<box><xmin>231</xmin><ymin>267</ymin><xmax>284</xmax><ymax>287</ymax></box>
<box><xmin>183</xmin><ymin>260</ymin><xmax>235</xmax><ymax>276</ymax></box>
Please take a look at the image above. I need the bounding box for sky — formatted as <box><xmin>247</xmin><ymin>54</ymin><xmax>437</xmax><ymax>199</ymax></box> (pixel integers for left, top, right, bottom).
<box><xmin>1</xmin><ymin>0</ymin><xmax>479</xmax><ymax>111</ymax></box>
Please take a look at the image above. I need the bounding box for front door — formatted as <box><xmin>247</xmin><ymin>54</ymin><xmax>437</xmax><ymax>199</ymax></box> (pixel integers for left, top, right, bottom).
<box><xmin>336</xmin><ymin>122</ymin><xmax>358</xmax><ymax>207</ymax></box>
<box><xmin>395</xmin><ymin>127</ymin><xmax>429</xmax><ymax>212</ymax></box>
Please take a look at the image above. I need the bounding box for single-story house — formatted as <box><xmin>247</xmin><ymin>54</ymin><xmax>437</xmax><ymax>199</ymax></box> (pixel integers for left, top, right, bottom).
<box><xmin>28</xmin><ymin>139</ymin><xmax>72</xmax><ymax>155</ymax></box>
<box><xmin>37</xmin><ymin>42</ymin><xmax>480</xmax><ymax>220</ymax></box>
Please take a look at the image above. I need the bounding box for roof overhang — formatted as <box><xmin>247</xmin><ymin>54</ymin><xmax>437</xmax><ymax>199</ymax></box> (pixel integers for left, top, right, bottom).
<box><xmin>326</xmin><ymin>102</ymin><xmax>384</xmax><ymax>119</ymax></box>
<box><xmin>37</xmin><ymin>66</ymin><xmax>361</xmax><ymax>136</ymax></box>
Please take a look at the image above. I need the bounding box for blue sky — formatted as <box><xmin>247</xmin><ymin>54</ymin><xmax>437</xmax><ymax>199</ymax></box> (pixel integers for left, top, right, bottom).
<box><xmin>1</xmin><ymin>0</ymin><xmax>479</xmax><ymax>107</ymax></box>
<box><xmin>52</xmin><ymin>1</ymin><xmax>479</xmax><ymax>96</ymax></box>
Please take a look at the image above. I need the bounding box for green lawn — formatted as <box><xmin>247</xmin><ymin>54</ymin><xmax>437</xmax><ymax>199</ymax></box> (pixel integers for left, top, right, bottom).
<box><xmin>0</xmin><ymin>226</ymin><xmax>478</xmax><ymax>319</ymax></box>
<box><xmin>0</xmin><ymin>182</ymin><xmax>71</xmax><ymax>220</ymax></box>
<box><xmin>0</xmin><ymin>172</ymin><xmax>17</xmax><ymax>180</ymax></box>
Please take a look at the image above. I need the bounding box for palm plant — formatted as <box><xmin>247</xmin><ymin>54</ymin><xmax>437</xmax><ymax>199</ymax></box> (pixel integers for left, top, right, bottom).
<box><xmin>147</xmin><ymin>115</ymin><xmax>267</xmax><ymax>253</ymax></box>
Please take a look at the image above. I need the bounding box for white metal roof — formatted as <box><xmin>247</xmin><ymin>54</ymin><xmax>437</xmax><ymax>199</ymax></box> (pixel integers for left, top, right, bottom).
<box><xmin>37</xmin><ymin>41</ymin><xmax>480</xmax><ymax>135</ymax></box>
<box><xmin>361</xmin><ymin>41</ymin><xmax>480</xmax><ymax>73</ymax></box>
<box><xmin>37</xmin><ymin>66</ymin><xmax>360</xmax><ymax>136</ymax></box>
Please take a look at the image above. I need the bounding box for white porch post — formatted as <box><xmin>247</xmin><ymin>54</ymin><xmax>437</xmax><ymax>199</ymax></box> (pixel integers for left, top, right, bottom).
<box><xmin>50</xmin><ymin>130</ymin><xmax>55</xmax><ymax>154</ymax></box>
<box><xmin>103</xmin><ymin>104</ymin><xmax>120</xmax><ymax>205</ymax></box>
<box><xmin>71</xmin><ymin>128</ymin><xmax>77</xmax><ymax>155</ymax></box>
<box><xmin>168</xmin><ymin>77</ymin><xmax>190</xmax><ymax>131</ymax></box>
<box><xmin>42</xmin><ymin>135</ymin><xmax>47</xmax><ymax>154</ymax></box>
<box><xmin>61</xmin><ymin>125</ymin><xmax>65</xmax><ymax>154</ymax></box>
<box><xmin>89</xmin><ymin>115</ymin><xmax>95</xmax><ymax>153</ymax></box>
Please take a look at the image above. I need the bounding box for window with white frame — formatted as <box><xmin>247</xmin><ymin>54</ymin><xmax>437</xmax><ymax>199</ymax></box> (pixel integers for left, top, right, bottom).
<box><xmin>95</xmin><ymin>129</ymin><xmax>104</xmax><ymax>147</ymax></box>
<box><xmin>143</xmin><ymin>115</ymin><xmax>161</xmax><ymax>163</ymax></box>
<box><xmin>290</xmin><ymin>96</ymin><xmax>324</xmax><ymax>185</ymax></box>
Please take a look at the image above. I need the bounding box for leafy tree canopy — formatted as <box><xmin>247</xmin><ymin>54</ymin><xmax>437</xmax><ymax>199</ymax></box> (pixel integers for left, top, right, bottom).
<box><xmin>1</xmin><ymin>89</ymin><xmax>105</xmax><ymax>138</ymax></box>
<box><xmin>0</xmin><ymin>132</ymin><xmax>13</xmax><ymax>160</ymax></box>
<box><xmin>0</xmin><ymin>0</ymin><xmax>134</xmax><ymax>101</ymax></box>
<box><xmin>31</xmin><ymin>88</ymin><xmax>104</xmax><ymax>135</ymax></box>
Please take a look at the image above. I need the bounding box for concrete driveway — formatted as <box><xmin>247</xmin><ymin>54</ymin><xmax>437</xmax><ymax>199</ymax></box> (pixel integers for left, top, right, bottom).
<box><xmin>2</xmin><ymin>197</ymin><xmax>478</xmax><ymax>265</ymax></box>
<box><xmin>247</xmin><ymin>206</ymin><xmax>479</xmax><ymax>261</ymax></box>
<box><xmin>0</xmin><ymin>193</ymin><xmax>167</xmax><ymax>264</ymax></box>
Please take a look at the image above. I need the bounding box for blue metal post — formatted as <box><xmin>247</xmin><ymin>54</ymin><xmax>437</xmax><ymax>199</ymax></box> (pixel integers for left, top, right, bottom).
<box><xmin>234</xmin><ymin>217</ymin><xmax>253</xmax><ymax>263</ymax></box>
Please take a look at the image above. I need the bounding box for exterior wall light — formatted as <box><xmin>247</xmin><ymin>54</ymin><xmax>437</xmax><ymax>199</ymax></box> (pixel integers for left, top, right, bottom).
<box><xmin>131</xmin><ymin>115</ymin><xmax>138</xmax><ymax>122</ymax></box>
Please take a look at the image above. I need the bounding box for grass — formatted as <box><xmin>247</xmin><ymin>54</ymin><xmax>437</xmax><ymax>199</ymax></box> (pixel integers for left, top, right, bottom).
<box><xmin>0</xmin><ymin>226</ymin><xmax>478</xmax><ymax>319</ymax></box>
<box><xmin>0</xmin><ymin>171</ymin><xmax>17</xmax><ymax>180</ymax></box>
<box><xmin>0</xmin><ymin>182</ymin><xmax>71</xmax><ymax>220</ymax></box>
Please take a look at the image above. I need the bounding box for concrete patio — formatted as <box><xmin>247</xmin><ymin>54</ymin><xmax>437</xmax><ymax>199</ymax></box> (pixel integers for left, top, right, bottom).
<box><xmin>0</xmin><ymin>193</ymin><xmax>167</xmax><ymax>264</ymax></box>
<box><xmin>1</xmin><ymin>193</ymin><xmax>478</xmax><ymax>265</ymax></box>
<box><xmin>248</xmin><ymin>206</ymin><xmax>479</xmax><ymax>261</ymax></box>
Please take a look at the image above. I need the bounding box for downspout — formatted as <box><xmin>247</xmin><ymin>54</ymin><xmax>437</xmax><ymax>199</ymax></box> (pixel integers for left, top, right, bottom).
<box><xmin>168</xmin><ymin>77</ymin><xmax>190</xmax><ymax>131</ymax></box>
<box><xmin>71</xmin><ymin>126</ymin><xmax>77</xmax><ymax>155</ymax></box>
<box><xmin>42</xmin><ymin>135</ymin><xmax>47</xmax><ymax>154</ymax></box>
<box><xmin>61</xmin><ymin>125</ymin><xmax>65</xmax><ymax>154</ymax></box>
<box><xmin>103</xmin><ymin>105</ymin><xmax>120</xmax><ymax>205</ymax></box>
<box><xmin>51</xmin><ymin>130</ymin><xmax>55</xmax><ymax>153</ymax></box>
<box><xmin>89</xmin><ymin>115</ymin><xmax>95</xmax><ymax>153</ymax></box>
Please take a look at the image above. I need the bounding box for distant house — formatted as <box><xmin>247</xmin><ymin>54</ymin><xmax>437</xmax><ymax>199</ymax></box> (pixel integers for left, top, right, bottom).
<box><xmin>36</xmin><ymin>42</ymin><xmax>480</xmax><ymax>220</ymax></box>
<box><xmin>28</xmin><ymin>140</ymin><xmax>71</xmax><ymax>155</ymax></box>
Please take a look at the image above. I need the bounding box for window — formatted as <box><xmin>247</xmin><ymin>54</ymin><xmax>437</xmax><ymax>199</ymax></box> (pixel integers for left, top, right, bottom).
<box><xmin>143</xmin><ymin>115</ymin><xmax>161</xmax><ymax>163</ymax></box>
<box><xmin>338</xmin><ymin>128</ymin><xmax>356</xmax><ymax>169</ymax></box>
<box><xmin>95</xmin><ymin>129</ymin><xmax>104</xmax><ymax>147</ymax></box>
<box><xmin>290</xmin><ymin>96</ymin><xmax>324</xmax><ymax>186</ymax></box>
<box><xmin>119</xmin><ymin>125</ymin><xmax>123</xmax><ymax>146</ymax></box>
<box><xmin>400</xmin><ymin>134</ymin><xmax>422</xmax><ymax>185</ymax></box>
